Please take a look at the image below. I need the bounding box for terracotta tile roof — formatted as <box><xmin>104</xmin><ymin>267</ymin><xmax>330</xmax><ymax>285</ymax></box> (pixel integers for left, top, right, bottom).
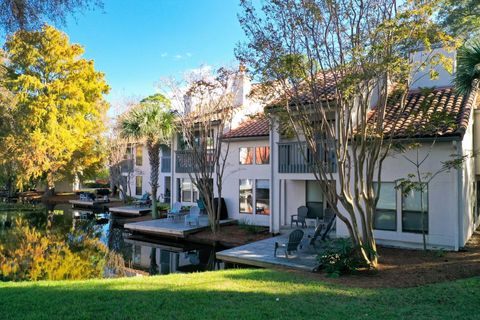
<box><xmin>370</xmin><ymin>86</ymin><xmax>478</xmax><ymax>139</ymax></box>
<box><xmin>224</xmin><ymin>117</ymin><xmax>270</xmax><ymax>139</ymax></box>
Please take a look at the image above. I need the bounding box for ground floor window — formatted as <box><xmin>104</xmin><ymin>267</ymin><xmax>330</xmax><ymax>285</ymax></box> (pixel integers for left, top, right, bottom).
<box><xmin>239</xmin><ymin>179</ymin><xmax>253</xmax><ymax>214</ymax></box>
<box><xmin>306</xmin><ymin>180</ymin><xmax>324</xmax><ymax>219</ymax></box>
<box><xmin>255</xmin><ymin>180</ymin><xmax>270</xmax><ymax>215</ymax></box>
<box><xmin>373</xmin><ymin>182</ymin><xmax>397</xmax><ymax>231</ymax></box>
<box><xmin>135</xmin><ymin>176</ymin><xmax>143</xmax><ymax>196</ymax></box>
<box><xmin>177</xmin><ymin>178</ymin><xmax>199</xmax><ymax>203</ymax></box>
<box><xmin>402</xmin><ymin>183</ymin><xmax>428</xmax><ymax>234</ymax></box>
<box><xmin>239</xmin><ymin>179</ymin><xmax>270</xmax><ymax>215</ymax></box>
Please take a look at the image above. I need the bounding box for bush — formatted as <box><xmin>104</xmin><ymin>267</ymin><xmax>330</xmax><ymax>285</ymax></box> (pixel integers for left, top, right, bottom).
<box><xmin>317</xmin><ymin>238</ymin><xmax>367</xmax><ymax>277</ymax></box>
<box><xmin>238</xmin><ymin>219</ymin><xmax>266</xmax><ymax>234</ymax></box>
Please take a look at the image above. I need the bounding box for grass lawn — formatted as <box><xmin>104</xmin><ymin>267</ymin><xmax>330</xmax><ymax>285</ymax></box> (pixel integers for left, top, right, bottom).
<box><xmin>1</xmin><ymin>269</ymin><xmax>479</xmax><ymax>320</ymax></box>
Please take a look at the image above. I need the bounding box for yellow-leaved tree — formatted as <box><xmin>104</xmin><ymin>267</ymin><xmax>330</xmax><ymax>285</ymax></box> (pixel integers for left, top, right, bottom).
<box><xmin>2</xmin><ymin>25</ymin><xmax>109</xmax><ymax>194</ymax></box>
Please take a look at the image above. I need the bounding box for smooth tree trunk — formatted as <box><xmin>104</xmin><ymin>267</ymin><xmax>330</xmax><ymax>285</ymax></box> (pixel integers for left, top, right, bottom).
<box><xmin>147</xmin><ymin>140</ymin><xmax>161</xmax><ymax>219</ymax></box>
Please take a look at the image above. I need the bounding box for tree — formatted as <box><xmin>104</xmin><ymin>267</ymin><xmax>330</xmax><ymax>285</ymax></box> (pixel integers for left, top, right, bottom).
<box><xmin>438</xmin><ymin>0</ymin><xmax>480</xmax><ymax>41</ymax></box>
<box><xmin>0</xmin><ymin>0</ymin><xmax>103</xmax><ymax>33</ymax></box>
<box><xmin>119</xmin><ymin>94</ymin><xmax>174</xmax><ymax>219</ymax></box>
<box><xmin>237</xmin><ymin>0</ymin><xmax>454</xmax><ymax>267</ymax></box>
<box><xmin>163</xmin><ymin>67</ymin><xmax>236</xmax><ymax>233</ymax></box>
<box><xmin>1</xmin><ymin>25</ymin><xmax>110</xmax><ymax>194</ymax></box>
<box><xmin>455</xmin><ymin>42</ymin><xmax>480</xmax><ymax>95</ymax></box>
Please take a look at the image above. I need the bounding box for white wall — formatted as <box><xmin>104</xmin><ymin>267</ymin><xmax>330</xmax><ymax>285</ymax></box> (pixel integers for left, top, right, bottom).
<box><xmin>222</xmin><ymin>138</ymin><xmax>271</xmax><ymax>226</ymax></box>
<box><xmin>410</xmin><ymin>47</ymin><xmax>456</xmax><ymax>90</ymax></box>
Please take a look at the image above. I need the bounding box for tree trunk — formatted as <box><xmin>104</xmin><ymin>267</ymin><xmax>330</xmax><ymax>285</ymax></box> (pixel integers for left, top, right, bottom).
<box><xmin>147</xmin><ymin>141</ymin><xmax>161</xmax><ymax>219</ymax></box>
<box><xmin>43</xmin><ymin>172</ymin><xmax>55</xmax><ymax>199</ymax></box>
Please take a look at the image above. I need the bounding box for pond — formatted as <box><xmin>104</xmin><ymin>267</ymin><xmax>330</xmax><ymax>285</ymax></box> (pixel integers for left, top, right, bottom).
<box><xmin>0</xmin><ymin>203</ymin><xmax>227</xmax><ymax>281</ymax></box>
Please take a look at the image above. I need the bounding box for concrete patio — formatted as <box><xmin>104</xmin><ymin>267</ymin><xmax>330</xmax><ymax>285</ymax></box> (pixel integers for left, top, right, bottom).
<box><xmin>216</xmin><ymin>228</ymin><xmax>321</xmax><ymax>272</ymax></box>
<box><xmin>124</xmin><ymin>215</ymin><xmax>236</xmax><ymax>238</ymax></box>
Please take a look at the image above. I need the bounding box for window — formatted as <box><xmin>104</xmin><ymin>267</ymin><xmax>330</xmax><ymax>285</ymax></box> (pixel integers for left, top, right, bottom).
<box><xmin>402</xmin><ymin>183</ymin><xmax>428</xmax><ymax>233</ymax></box>
<box><xmin>177</xmin><ymin>178</ymin><xmax>199</xmax><ymax>203</ymax></box>
<box><xmin>239</xmin><ymin>179</ymin><xmax>253</xmax><ymax>213</ymax></box>
<box><xmin>239</xmin><ymin>147</ymin><xmax>254</xmax><ymax>165</ymax></box>
<box><xmin>373</xmin><ymin>182</ymin><xmax>397</xmax><ymax>231</ymax></box>
<box><xmin>135</xmin><ymin>176</ymin><xmax>142</xmax><ymax>196</ymax></box>
<box><xmin>255</xmin><ymin>147</ymin><xmax>270</xmax><ymax>164</ymax></box>
<box><xmin>306</xmin><ymin>180</ymin><xmax>324</xmax><ymax>219</ymax></box>
<box><xmin>135</xmin><ymin>146</ymin><xmax>143</xmax><ymax>166</ymax></box>
<box><xmin>123</xmin><ymin>145</ymin><xmax>132</xmax><ymax>160</ymax></box>
<box><xmin>255</xmin><ymin>180</ymin><xmax>270</xmax><ymax>215</ymax></box>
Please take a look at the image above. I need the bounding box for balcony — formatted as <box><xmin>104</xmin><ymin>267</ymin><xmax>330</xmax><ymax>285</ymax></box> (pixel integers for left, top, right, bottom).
<box><xmin>161</xmin><ymin>156</ymin><xmax>171</xmax><ymax>173</ymax></box>
<box><xmin>175</xmin><ymin>150</ymin><xmax>214</xmax><ymax>173</ymax></box>
<box><xmin>278</xmin><ymin>141</ymin><xmax>336</xmax><ymax>174</ymax></box>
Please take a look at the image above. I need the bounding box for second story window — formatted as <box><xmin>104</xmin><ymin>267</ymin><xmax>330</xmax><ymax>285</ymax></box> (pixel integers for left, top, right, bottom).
<box><xmin>255</xmin><ymin>146</ymin><xmax>270</xmax><ymax>164</ymax></box>
<box><xmin>135</xmin><ymin>146</ymin><xmax>143</xmax><ymax>166</ymax></box>
<box><xmin>239</xmin><ymin>147</ymin><xmax>254</xmax><ymax>165</ymax></box>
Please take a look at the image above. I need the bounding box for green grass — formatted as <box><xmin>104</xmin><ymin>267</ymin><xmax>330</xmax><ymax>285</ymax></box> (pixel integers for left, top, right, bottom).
<box><xmin>0</xmin><ymin>269</ymin><xmax>479</xmax><ymax>320</ymax></box>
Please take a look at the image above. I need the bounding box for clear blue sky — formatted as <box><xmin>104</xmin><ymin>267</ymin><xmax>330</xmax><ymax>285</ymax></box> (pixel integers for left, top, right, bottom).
<box><xmin>62</xmin><ymin>0</ymin><xmax>246</xmax><ymax>105</ymax></box>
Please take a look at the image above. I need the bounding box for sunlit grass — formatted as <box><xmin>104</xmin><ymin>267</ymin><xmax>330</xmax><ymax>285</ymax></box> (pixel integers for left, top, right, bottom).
<box><xmin>1</xmin><ymin>269</ymin><xmax>479</xmax><ymax>320</ymax></box>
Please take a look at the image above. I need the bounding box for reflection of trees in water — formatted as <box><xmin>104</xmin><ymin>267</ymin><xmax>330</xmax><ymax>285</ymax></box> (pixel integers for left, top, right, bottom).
<box><xmin>149</xmin><ymin>248</ymin><xmax>158</xmax><ymax>275</ymax></box>
<box><xmin>106</xmin><ymin>219</ymin><xmax>132</xmax><ymax>263</ymax></box>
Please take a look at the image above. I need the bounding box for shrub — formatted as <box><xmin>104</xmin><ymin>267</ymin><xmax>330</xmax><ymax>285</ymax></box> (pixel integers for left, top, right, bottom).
<box><xmin>238</xmin><ymin>220</ymin><xmax>266</xmax><ymax>234</ymax></box>
<box><xmin>317</xmin><ymin>238</ymin><xmax>368</xmax><ymax>277</ymax></box>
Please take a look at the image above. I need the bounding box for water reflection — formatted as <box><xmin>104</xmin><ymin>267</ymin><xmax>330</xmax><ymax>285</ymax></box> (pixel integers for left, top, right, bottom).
<box><xmin>0</xmin><ymin>203</ymin><xmax>226</xmax><ymax>280</ymax></box>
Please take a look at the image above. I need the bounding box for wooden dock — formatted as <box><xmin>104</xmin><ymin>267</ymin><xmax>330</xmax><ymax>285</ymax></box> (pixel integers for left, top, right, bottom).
<box><xmin>124</xmin><ymin>216</ymin><xmax>236</xmax><ymax>238</ymax></box>
<box><xmin>109</xmin><ymin>205</ymin><xmax>151</xmax><ymax>216</ymax></box>
<box><xmin>216</xmin><ymin>231</ymin><xmax>319</xmax><ymax>272</ymax></box>
<box><xmin>69</xmin><ymin>199</ymin><xmax>109</xmax><ymax>208</ymax></box>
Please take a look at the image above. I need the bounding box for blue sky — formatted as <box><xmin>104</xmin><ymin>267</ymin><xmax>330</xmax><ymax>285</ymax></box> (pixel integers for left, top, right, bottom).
<box><xmin>62</xmin><ymin>0</ymin><xmax>246</xmax><ymax>106</ymax></box>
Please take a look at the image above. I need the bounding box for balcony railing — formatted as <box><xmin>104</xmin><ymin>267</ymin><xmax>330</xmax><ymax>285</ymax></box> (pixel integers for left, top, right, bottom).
<box><xmin>175</xmin><ymin>150</ymin><xmax>214</xmax><ymax>173</ymax></box>
<box><xmin>161</xmin><ymin>156</ymin><xmax>171</xmax><ymax>173</ymax></box>
<box><xmin>278</xmin><ymin>141</ymin><xmax>337</xmax><ymax>174</ymax></box>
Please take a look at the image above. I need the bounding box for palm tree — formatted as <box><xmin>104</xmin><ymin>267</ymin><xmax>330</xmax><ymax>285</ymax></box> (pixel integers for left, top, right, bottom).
<box><xmin>119</xmin><ymin>94</ymin><xmax>174</xmax><ymax>219</ymax></box>
<box><xmin>455</xmin><ymin>41</ymin><xmax>480</xmax><ymax>95</ymax></box>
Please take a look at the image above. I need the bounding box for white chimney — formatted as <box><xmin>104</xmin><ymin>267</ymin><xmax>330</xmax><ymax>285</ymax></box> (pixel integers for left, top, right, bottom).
<box><xmin>410</xmin><ymin>46</ymin><xmax>456</xmax><ymax>89</ymax></box>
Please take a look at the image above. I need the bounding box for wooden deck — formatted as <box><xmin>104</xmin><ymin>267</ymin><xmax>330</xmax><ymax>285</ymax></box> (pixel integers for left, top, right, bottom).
<box><xmin>69</xmin><ymin>199</ymin><xmax>109</xmax><ymax>208</ymax></box>
<box><xmin>109</xmin><ymin>205</ymin><xmax>151</xmax><ymax>216</ymax></box>
<box><xmin>124</xmin><ymin>216</ymin><xmax>236</xmax><ymax>238</ymax></box>
<box><xmin>216</xmin><ymin>229</ymin><xmax>320</xmax><ymax>272</ymax></box>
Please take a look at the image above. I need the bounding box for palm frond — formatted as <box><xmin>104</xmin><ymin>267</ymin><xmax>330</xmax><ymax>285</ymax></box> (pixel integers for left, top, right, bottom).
<box><xmin>455</xmin><ymin>41</ymin><xmax>480</xmax><ymax>95</ymax></box>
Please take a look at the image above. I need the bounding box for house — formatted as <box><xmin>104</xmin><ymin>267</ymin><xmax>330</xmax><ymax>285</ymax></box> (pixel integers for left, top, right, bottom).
<box><xmin>130</xmin><ymin>49</ymin><xmax>480</xmax><ymax>251</ymax></box>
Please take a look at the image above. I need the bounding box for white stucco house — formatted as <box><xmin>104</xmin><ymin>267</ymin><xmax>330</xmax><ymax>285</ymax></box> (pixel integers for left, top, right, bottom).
<box><xmin>127</xmin><ymin>52</ymin><xmax>480</xmax><ymax>251</ymax></box>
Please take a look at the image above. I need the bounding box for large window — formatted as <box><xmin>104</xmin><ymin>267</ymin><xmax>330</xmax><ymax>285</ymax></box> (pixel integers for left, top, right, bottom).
<box><xmin>239</xmin><ymin>147</ymin><xmax>254</xmax><ymax>165</ymax></box>
<box><xmin>373</xmin><ymin>182</ymin><xmax>397</xmax><ymax>231</ymax></box>
<box><xmin>135</xmin><ymin>176</ymin><xmax>142</xmax><ymax>196</ymax></box>
<box><xmin>239</xmin><ymin>179</ymin><xmax>253</xmax><ymax>213</ymax></box>
<box><xmin>306</xmin><ymin>180</ymin><xmax>324</xmax><ymax>219</ymax></box>
<box><xmin>255</xmin><ymin>180</ymin><xmax>270</xmax><ymax>215</ymax></box>
<box><xmin>177</xmin><ymin>178</ymin><xmax>199</xmax><ymax>203</ymax></box>
<box><xmin>135</xmin><ymin>146</ymin><xmax>143</xmax><ymax>166</ymax></box>
<box><xmin>255</xmin><ymin>147</ymin><xmax>270</xmax><ymax>164</ymax></box>
<box><xmin>402</xmin><ymin>183</ymin><xmax>428</xmax><ymax>233</ymax></box>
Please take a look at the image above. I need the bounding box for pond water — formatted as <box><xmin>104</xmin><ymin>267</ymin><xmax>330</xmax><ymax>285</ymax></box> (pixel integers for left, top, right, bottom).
<box><xmin>0</xmin><ymin>203</ymin><xmax>227</xmax><ymax>280</ymax></box>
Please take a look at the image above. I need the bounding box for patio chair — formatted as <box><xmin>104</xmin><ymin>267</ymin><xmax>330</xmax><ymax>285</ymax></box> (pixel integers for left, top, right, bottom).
<box><xmin>290</xmin><ymin>206</ymin><xmax>308</xmax><ymax>228</ymax></box>
<box><xmin>309</xmin><ymin>208</ymin><xmax>337</xmax><ymax>247</ymax></box>
<box><xmin>167</xmin><ymin>202</ymin><xmax>183</xmax><ymax>220</ymax></box>
<box><xmin>274</xmin><ymin>229</ymin><xmax>304</xmax><ymax>258</ymax></box>
<box><xmin>133</xmin><ymin>193</ymin><xmax>151</xmax><ymax>207</ymax></box>
<box><xmin>185</xmin><ymin>206</ymin><xmax>200</xmax><ymax>226</ymax></box>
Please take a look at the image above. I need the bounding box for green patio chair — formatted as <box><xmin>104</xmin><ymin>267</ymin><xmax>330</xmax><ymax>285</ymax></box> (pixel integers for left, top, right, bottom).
<box><xmin>290</xmin><ymin>206</ymin><xmax>308</xmax><ymax>228</ymax></box>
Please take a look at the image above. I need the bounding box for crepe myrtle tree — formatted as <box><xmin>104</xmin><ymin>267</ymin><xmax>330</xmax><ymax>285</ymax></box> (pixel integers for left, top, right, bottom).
<box><xmin>119</xmin><ymin>94</ymin><xmax>174</xmax><ymax>218</ymax></box>
<box><xmin>163</xmin><ymin>67</ymin><xmax>237</xmax><ymax>233</ymax></box>
<box><xmin>237</xmin><ymin>0</ymin><xmax>455</xmax><ymax>268</ymax></box>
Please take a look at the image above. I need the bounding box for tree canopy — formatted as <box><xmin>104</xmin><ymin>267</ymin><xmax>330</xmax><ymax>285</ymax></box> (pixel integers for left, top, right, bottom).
<box><xmin>0</xmin><ymin>25</ymin><xmax>110</xmax><ymax>189</ymax></box>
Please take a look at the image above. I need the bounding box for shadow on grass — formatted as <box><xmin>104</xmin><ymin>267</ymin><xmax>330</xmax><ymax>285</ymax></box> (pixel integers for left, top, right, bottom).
<box><xmin>0</xmin><ymin>270</ymin><xmax>479</xmax><ymax>320</ymax></box>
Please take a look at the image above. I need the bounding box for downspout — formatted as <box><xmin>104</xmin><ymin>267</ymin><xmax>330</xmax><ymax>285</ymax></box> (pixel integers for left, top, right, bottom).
<box><xmin>454</xmin><ymin>140</ymin><xmax>462</xmax><ymax>251</ymax></box>
<box><xmin>269</xmin><ymin>117</ymin><xmax>275</xmax><ymax>233</ymax></box>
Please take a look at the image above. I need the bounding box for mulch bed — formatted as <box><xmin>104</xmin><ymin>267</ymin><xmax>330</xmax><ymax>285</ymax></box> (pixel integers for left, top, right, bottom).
<box><xmin>292</xmin><ymin>230</ymin><xmax>480</xmax><ymax>288</ymax></box>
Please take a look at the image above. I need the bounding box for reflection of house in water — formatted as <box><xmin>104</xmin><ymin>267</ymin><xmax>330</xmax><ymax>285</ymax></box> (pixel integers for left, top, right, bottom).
<box><xmin>124</xmin><ymin>237</ymin><xmax>225</xmax><ymax>274</ymax></box>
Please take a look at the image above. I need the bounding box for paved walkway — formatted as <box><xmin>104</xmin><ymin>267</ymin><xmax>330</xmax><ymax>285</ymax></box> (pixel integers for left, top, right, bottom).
<box><xmin>216</xmin><ymin>229</ymin><xmax>321</xmax><ymax>272</ymax></box>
